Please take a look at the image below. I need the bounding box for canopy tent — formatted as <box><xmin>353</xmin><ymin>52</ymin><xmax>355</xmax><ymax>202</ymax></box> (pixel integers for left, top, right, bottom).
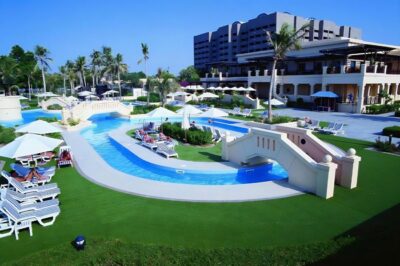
<box><xmin>16</xmin><ymin>120</ymin><xmax>62</xmax><ymax>135</ymax></box>
<box><xmin>198</xmin><ymin>92</ymin><xmax>219</xmax><ymax>100</ymax></box>
<box><xmin>199</xmin><ymin>107</ymin><xmax>229</xmax><ymax>117</ymax></box>
<box><xmin>0</xmin><ymin>133</ymin><xmax>63</xmax><ymax>159</ymax></box>
<box><xmin>176</xmin><ymin>105</ymin><xmax>203</xmax><ymax>115</ymax></box>
<box><xmin>146</xmin><ymin>107</ymin><xmax>177</xmax><ymax>117</ymax></box>
<box><xmin>78</xmin><ymin>91</ymin><xmax>93</xmax><ymax>97</ymax></box>
<box><xmin>264</xmin><ymin>98</ymin><xmax>285</xmax><ymax>106</ymax></box>
<box><xmin>36</xmin><ymin>92</ymin><xmax>59</xmax><ymax>98</ymax></box>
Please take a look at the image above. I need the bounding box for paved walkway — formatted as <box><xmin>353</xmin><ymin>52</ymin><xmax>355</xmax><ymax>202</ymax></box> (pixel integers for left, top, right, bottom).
<box><xmin>272</xmin><ymin>108</ymin><xmax>400</xmax><ymax>142</ymax></box>
<box><xmin>62</xmin><ymin>130</ymin><xmax>304</xmax><ymax>202</ymax></box>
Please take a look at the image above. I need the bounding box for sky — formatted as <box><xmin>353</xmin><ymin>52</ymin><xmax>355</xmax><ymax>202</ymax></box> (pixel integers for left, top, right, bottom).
<box><xmin>1</xmin><ymin>0</ymin><xmax>399</xmax><ymax>75</ymax></box>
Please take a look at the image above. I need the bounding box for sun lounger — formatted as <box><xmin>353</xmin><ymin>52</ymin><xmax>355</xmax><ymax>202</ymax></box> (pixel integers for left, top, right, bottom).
<box><xmin>156</xmin><ymin>143</ymin><xmax>178</xmax><ymax>159</ymax></box>
<box><xmin>306</xmin><ymin>120</ymin><xmax>320</xmax><ymax>130</ymax></box>
<box><xmin>3</xmin><ymin>192</ymin><xmax>59</xmax><ymax>212</ymax></box>
<box><xmin>141</xmin><ymin>135</ymin><xmax>158</xmax><ymax>150</ymax></box>
<box><xmin>5</xmin><ymin>188</ymin><xmax>60</xmax><ymax>202</ymax></box>
<box><xmin>0</xmin><ymin>209</ymin><xmax>14</xmax><ymax>238</ymax></box>
<box><xmin>241</xmin><ymin>109</ymin><xmax>252</xmax><ymax>117</ymax></box>
<box><xmin>10</xmin><ymin>163</ymin><xmax>55</xmax><ymax>184</ymax></box>
<box><xmin>134</xmin><ymin>129</ymin><xmax>146</xmax><ymax>140</ymax></box>
<box><xmin>214</xmin><ymin>129</ymin><xmax>224</xmax><ymax>142</ymax></box>
<box><xmin>260</xmin><ymin>111</ymin><xmax>268</xmax><ymax>118</ymax></box>
<box><xmin>58</xmin><ymin>146</ymin><xmax>73</xmax><ymax>168</ymax></box>
<box><xmin>322</xmin><ymin>123</ymin><xmax>344</xmax><ymax>135</ymax></box>
<box><xmin>230</xmin><ymin>107</ymin><xmax>241</xmax><ymax>115</ymax></box>
<box><xmin>1</xmin><ymin>201</ymin><xmax>60</xmax><ymax>227</ymax></box>
<box><xmin>1</xmin><ymin>171</ymin><xmax>58</xmax><ymax>194</ymax></box>
<box><xmin>318</xmin><ymin>122</ymin><xmax>335</xmax><ymax>133</ymax></box>
<box><xmin>143</xmin><ymin>122</ymin><xmax>157</xmax><ymax>133</ymax></box>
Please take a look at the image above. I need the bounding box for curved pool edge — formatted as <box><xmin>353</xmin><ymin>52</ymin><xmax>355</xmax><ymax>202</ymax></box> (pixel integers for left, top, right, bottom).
<box><xmin>62</xmin><ymin>130</ymin><xmax>305</xmax><ymax>202</ymax></box>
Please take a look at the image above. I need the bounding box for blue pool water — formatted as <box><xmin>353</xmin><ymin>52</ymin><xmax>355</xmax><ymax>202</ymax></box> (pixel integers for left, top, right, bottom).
<box><xmin>80</xmin><ymin>113</ymin><xmax>288</xmax><ymax>185</ymax></box>
<box><xmin>0</xmin><ymin>109</ymin><xmax>61</xmax><ymax>127</ymax></box>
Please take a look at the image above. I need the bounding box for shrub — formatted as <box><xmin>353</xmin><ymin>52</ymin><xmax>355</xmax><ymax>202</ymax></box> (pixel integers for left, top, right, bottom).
<box><xmin>161</xmin><ymin>122</ymin><xmax>212</xmax><ymax>145</ymax></box>
<box><xmin>374</xmin><ymin>137</ymin><xmax>399</xmax><ymax>153</ymax></box>
<box><xmin>131</xmin><ymin>105</ymin><xmax>157</xmax><ymax>115</ymax></box>
<box><xmin>137</xmin><ymin>93</ymin><xmax>160</xmax><ymax>103</ymax></box>
<box><xmin>47</xmin><ymin>104</ymin><xmax>63</xmax><ymax>110</ymax></box>
<box><xmin>264</xmin><ymin>116</ymin><xmax>297</xmax><ymax>124</ymax></box>
<box><xmin>365</xmin><ymin>104</ymin><xmax>396</xmax><ymax>114</ymax></box>
<box><xmin>382</xmin><ymin>126</ymin><xmax>400</xmax><ymax>138</ymax></box>
<box><xmin>395</xmin><ymin>110</ymin><xmax>400</xmax><ymax>117</ymax></box>
<box><xmin>0</xmin><ymin>125</ymin><xmax>16</xmax><ymax>144</ymax></box>
<box><xmin>164</xmin><ymin>105</ymin><xmax>181</xmax><ymax>112</ymax></box>
<box><xmin>67</xmin><ymin>118</ymin><xmax>80</xmax><ymax>126</ymax></box>
<box><xmin>287</xmin><ymin>99</ymin><xmax>313</xmax><ymax>109</ymax></box>
<box><xmin>36</xmin><ymin>117</ymin><xmax>58</xmax><ymax>123</ymax></box>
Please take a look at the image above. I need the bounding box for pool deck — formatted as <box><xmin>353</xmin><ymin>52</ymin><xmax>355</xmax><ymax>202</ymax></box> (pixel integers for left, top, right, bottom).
<box><xmin>62</xmin><ymin>129</ymin><xmax>304</xmax><ymax>202</ymax></box>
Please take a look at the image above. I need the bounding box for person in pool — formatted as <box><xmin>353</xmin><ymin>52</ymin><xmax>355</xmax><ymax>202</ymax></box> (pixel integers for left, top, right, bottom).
<box><xmin>208</xmin><ymin>119</ymin><xmax>213</xmax><ymax>124</ymax></box>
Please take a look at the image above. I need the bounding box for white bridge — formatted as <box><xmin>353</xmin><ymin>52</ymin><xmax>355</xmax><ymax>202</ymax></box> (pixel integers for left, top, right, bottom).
<box><xmin>222</xmin><ymin>124</ymin><xmax>361</xmax><ymax>199</ymax></box>
<box><xmin>61</xmin><ymin>100</ymin><xmax>133</xmax><ymax>122</ymax></box>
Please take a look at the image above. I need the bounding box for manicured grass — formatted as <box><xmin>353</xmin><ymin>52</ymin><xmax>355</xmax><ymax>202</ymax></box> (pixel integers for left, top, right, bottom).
<box><xmin>0</xmin><ymin>134</ymin><xmax>399</xmax><ymax>264</ymax></box>
<box><xmin>174</xmin><ymin>142</ymin><xmax>222</xmax><ymax>162</ymax></box>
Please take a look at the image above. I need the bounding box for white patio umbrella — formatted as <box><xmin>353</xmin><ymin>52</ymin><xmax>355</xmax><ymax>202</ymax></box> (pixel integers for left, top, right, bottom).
<box><xmin>16</xmin><ymin>120</ymin><xmax>62</xmax><ymax>135</ymax></box>
<box><xmin>167</xmin><ymin>91</ymin><xmax>188</xmax><ymax>97</ymax></box>
<box><xmin>264</xmin><ymin>98</ymin><xmax>285</xmax><ymax>106</ymax></box>
<box><xmin>176</xmin><ymin>105</ymin><xmax>203</xmax><ymax>115</ymax></box>
<box><xmin>78</xmin><ymin>91</ymin><xmax>93</xmax><ymax>97</ymax></box>
<box><xmin>0</xmin><ymin>133</ymin><xmax>63</xmax><ymax>159</ymax></box>
<box><xmin>198</xmin><ymin>92</ymin><xmax>219</xmax><ymax>100</ymax></box>
<box><xmin>102</xmin><ymin>89</ymin><xmax>119</xmax><ymax>95</ymax></box>
<box><xmin>36</xmin><ymin>92</ymin><xmax>59</xmax><ymax>98</ymax></box>
<box><xmin>206</xmin><ymin>86</ymin><xmax>216</xmax><ymax>91</ymax></box>
<box><xmin>85</xmin><ymin>95</ymin><xmax>99</xmax><ymax>100</ymax></box>
<box><xmin>199</xmin><ymin>107</ymin><xmax>229</xmax><ymax>117</ymax></box>
<box><xmin>18</xmin><ymin>95</ymin><xmax>28</xmax><ymax>100</ymax></box>
<box><xmin>244</xmin><ymin>87</ymin><xmax>256</xmax><ymax>91</ymax></box>
<box><xmin>146</xmin><ymin>107</ymin><xmax>177</xmax><ymax>117</ymax></box>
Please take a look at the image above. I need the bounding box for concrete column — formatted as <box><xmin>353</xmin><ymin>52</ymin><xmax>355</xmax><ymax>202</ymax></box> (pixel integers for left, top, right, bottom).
<box><xmin>384</xmin><ymin>65</ymin><xmax>388</xmax><ymax>74</ymax></box>
<box><xmin>310</xmin><ymin>84</ymin><xmax>315</xmax><ymax>95</ymax></box>
<box><xmin>255</xmin><ymin>70</ymin><xmax>260</xmax><ymax>76</ymax></box>
<box><xmin>264</xmin><ymin>69</ymin><xmax>268</xmax><ymax>76</ymax></box>
<box><xmin>361</xmin><ymin>64</ymin><xmax>367</xmax><ymax>74</ymax></box>
<box><xmin>339</xmin><ymin>149</ymin><xmax>361</xmax><ymax>189</ymax></box>
<box><xmin>356</xmin><ymin>82</ymin><xmax>365</xmax><ymax>113</ymax></box>
<box><xmin>374</xmin><ymin>64</ymin><xmax>378</xmax><ymax>73</ymax></box>
<box><xmin>294</xmin><ymin>84</ymin><xmax>299</xmax><ymax>98</ymax></box>
<box><xmin>219</xmin><ymin>72</ymin><xmax>222</xmax><ymax>79</ymax></box>
<box><xmin>205</xmin><ymin>73</ymin><xmax>209</xmax><ymax>78</ymax></box>
<box><xmin>280</xmin><ymin>69</ymin><xmax>285</xmax><ymax>75</ymax></box>
<box><xmin>322</xmin><ymin>66</ymin><xmax>328</xmax><ymax>74</ymax></box>
<box><xmin>340</xmin><ymin>65</ymin><xmax>346</xmax><ymax>74</ymax></box>
<box><xmin>248</xmin><ymin>70</ymin><xmax>252</xmax><ymax>77</ymax></box>
<box><xmin>226</xmin><ymin>72</ymin><xmax>229</xmax><ymax>78</ymax></box>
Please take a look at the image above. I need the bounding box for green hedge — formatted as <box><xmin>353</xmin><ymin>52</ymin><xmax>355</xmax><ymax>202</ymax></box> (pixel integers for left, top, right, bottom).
<box><xmin>395</xmin><ymin>110</ymin><xmax>400</xmax><ymax>117</ymax></box>
<box><xmin>137</xmin><ymin>93</ymin><xmax>160</xmax><ymax>103</ymax></box>
<box><xmin>187</xmin><ymin>100</ymin><xmax>252</xmax><ymax>109</ymax></box>
<box><xmin>162</xmin><ymin>122</ymin><xmax>212</xmax><ymax>145</ymax></box>
<box><xmin>131</xmin><ymin>105</ymin><xmax>157</xmax><ymax>115</ymax></box>
<box><xmin>36</xmin><ymin>117</ymin><xmax>59</xmax><ymax>123</ymax></box>
<box><xmin>47</xmin><ymin>104</ymin><xmax>63</xmax><ymax>110</ymax></box>
<box><xmin>365</xmin><ymin>104</ymin><xmax>397</xmax><ymax>114</ymax></box>
<box><xmin>0</xmin><ymin>125</ymin><xmax>16</xmax><ymax>144</ymax></box>
<box><xmin>382</xmin><ymin>126</ymin><xmax>400</xmax><ymax>138</ymax></box>
<box><xmin>374</xmin><ymin>138</ymin><xmax>399</xmax><ymax>153</ymax></box>
<box><xmin>164</xmin><ymin>105</ymin><xmax>181</xmax><ymax>112</ymax></box>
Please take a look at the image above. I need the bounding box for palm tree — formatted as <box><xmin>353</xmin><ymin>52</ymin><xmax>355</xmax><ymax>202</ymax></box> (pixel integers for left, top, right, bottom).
<box><xmin>138</xmin><ymin>43</ymin><xmax>149</xmax><ymax>105</ymax></box>
<box><xmin>150</xmin><ymin>69</ymin><xmax>179</xmax><ymax>106</ymax></box>
<box><xmin>0</xmin><ymin>56</ymin><xmax>17</xmax><ymax>94</ymax></box>
<box><xmin>90</xmin><ymin>50</ymin><xmax>102</xmax><ymax>86</ymax></box>
<box><xmin>34</xmin><ymin>45</ymin><xmax>52</xmax><ymax>94</ymax></box>
<box><xmin>101</xmin><ymin>46</ymin><xmax>113</xmax><ymax>81</ymax></box>
<box><xmin>264</xmin><ymin>23</ymin><xmax>309</xmax><ymax>122</ymax></box>
<box><xmin>65</xmin><ymin>60</ymin><xmax>76</xmax><ymax>94</ymax></box>
<box><xmin>74</xmin><ymin>56</ymin><xmax>87</xmax><ymax>87</ymax></box>
<box><xmin>59</xmin><ymin>65</ymin><xmax>67</xmax><ymax>96</ymax></box>
<box><xmin>104</xmin><ymin>54</ymin><xmax>128</xmax><ymax>97</ymax></box>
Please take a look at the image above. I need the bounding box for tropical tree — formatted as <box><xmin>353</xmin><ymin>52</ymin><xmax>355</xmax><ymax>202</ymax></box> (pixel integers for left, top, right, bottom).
<box><xmin>59</xmin><ymin>65</ymin><xmax>68</xmax><ymax>95</ymax></box>
<box><xmin>150</xmin><ymin>69</ymin><xmax>179</xmax><ymax>106</ymax></box>
<box><xmin>90</xmin><ymin>50</ymin><xmax>102</xmax><ymax>86</ymax></box>
<box><xmin>179</xmin><ymin>65</ymin><xmax>200</xmax><ymax>82</ymax></box>
<box><xmin>105</xmin><ymin>54</ymin><xmax>128</xmax><ymax>97</ymax></box>
<box><xmin>0</xmin><ymin>56</ymin><xmax>17</xmax><ymax>94</ymax></box>
<box><xmin>264</xmin><ymin>23</ymin><xmax>309</xmax><ymax>122</ymax></box>
<box><xmin>20</xmin><ymin>52</ymin><xmax>37</xmax><ymax>100</ymax></box>
<box><xmin>101</xmin><ymin>46</ymin><xmax>113</xmax><ymax>81</ymax></box>
<box><xmin>34</xmin><ymin>45</ymin><xmax>52</xmax><ymax>94</ymax></box>
<box><xmin>65</xmin><ymin>60</ymin><xmax>76</xmax><ymax>94</ymax></box>
<box><xmin>137</xmin><ymin>43</ymin><xmax>150</xmax><ymax>105</ymax></box>
<box><xmin>74</xmin><ymin>56</ymin><xmax>87</xmax><ymax>87</ymax></box>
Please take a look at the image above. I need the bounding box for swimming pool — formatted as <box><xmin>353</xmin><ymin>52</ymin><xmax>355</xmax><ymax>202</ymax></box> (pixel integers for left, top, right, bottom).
<box><xmin>0</xmin><ymin>109</ymin><xmax>61</xmax><ymax>127</ymax></box>
<box><xmin>80</xmin><ymin>113</ymin><xmax>288</xmax><ymax>185</ymax></box>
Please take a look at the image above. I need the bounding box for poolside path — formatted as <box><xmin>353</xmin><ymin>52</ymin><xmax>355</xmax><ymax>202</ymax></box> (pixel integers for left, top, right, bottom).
<box><xmin>62</xmin><ymin>129</ymin><xmax>304</xmax><ymax>202</ymax></box>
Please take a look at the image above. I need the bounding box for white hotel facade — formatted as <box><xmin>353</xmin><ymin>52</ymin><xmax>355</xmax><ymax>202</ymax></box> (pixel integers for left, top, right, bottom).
<box><xmin>196</xmin><ymin>13</ymin><xmax>400</xmax><ymax>113</ymax></box>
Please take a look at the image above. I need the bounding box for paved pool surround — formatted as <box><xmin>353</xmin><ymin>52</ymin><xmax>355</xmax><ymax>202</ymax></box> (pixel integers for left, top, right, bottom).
<box><xmin>62</xmin><ymin>127</ymin><xmax>304</xmax><ymax>202</ymax></box>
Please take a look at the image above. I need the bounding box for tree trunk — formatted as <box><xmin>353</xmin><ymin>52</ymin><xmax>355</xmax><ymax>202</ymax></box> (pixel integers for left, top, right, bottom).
<box><xmin>82</xmin><ymin>71</ymin><xmax>86</xmax><ymax>87</ymax></box>
<box><xmin>268</xmin><ymin>59</ymin><xmax>277</xmax><ymax>123</ymax></box>
<box><xmin>41</xmin><ymin>67</ymin><xmax>47</xmax><ymax>95</ymax></box>
<box><xmin>117</xmin><ymin>71</ymin><xmax>122</xmax><ymax>98</ymax></box>
<box><xmin>70</xmin><ymin>80</ymin><xmax>74</xmax><ymax>95</ymax></box>
<box><xmin>145</xmin><ymin>60</ymin><xmax>150</xmax><ymax>106</ymax></box>
<box><xmin>92</xmin><ymin>74</ymin><xmax>95</xmax><ymax>88</ymax></box>
<box><xmin>28</xmin><ymin>76</ymin><xmax>32</xmax><ymax>101</ymax></box>
<box><xmin>63</xmin><ymin>77</ymin><xmax>66</xmax><ymax>96</ymax></box>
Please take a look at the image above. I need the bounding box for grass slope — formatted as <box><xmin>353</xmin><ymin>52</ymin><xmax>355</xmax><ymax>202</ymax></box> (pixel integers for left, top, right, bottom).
<box><xmin>174</xmin><ymin>142</ymin><xmax>222</xmax><ymax>162</ymax></box>
<box><xmin>0</xmin><ymin>135</ymin><xmax>399</xmax><ymax>264</ymax></box>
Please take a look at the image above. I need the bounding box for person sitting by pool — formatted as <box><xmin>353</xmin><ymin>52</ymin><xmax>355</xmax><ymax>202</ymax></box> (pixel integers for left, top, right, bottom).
<box><xmin>190</xmin><ymin>121</ymin><xmax>196</xmax><ymax>128</ymax></box>
<box><xmin>11</xmin><ymin>168</ymin><xmax>46</xmax><ymax>182</ymax></box>
<box><xmin>158</xmin><ymin>132</ymin><xmax>168</xmax><ymax>141</ymax></box>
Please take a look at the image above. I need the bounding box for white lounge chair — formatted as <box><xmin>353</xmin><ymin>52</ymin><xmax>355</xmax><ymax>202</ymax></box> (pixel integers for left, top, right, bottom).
<box><xmin>141</xmin><ymin>140</ymin><xmax>158</xmax><ymax>150</ymax></box>
<box><xmin>230</xmin><ymin>107</ymin><xmax>241</xmax><ymax>115</ymax></box>
<box><xmin>306</xmin><ymin>120</ymin><xmax>320</xmax><ymax>130</ymax></box>
<box><xmin>214</xmin><ymin>129</ymin><xmax>224</xmax><ymax>142</ymax></box>
<box><xmin>58</xmin><ymin>146</ymin><xmax>73</xmax><ymax>168</ymax></box>
<box><xmin>1</xmin><ymin>171</ymin><xmax>58</xmax><ymax>194</ymax></box>
<box><xmin>319</xmin><ymin>122</ymin><xmax>335</xmax><ymax>133</ymax></box>
<box><xmin>5</xmin><ymin>188</ymin><xmax>60</xmax><ymax>202</ymax></box>
<box><xmin>156</xmin><ymin>143</ymin><xmax>178</xmax><ymax>159</ymax></box>
<box><xmin>324</xmin><ymin>123</ymin><xmax>344</xmax><ymax>135</ymax></box>
<box><xmin>0</xmin><ymin>209</ymin><xmax>14</xmax><ymax>238</ymax></box>
<box><xmin>241</xmin><ymin>109</ymin><xmax>252</xmax><ymax>117</ymax></box>
<box><xmin>1</xmin><ymin>201</ymin><xmax>60</xmax><ymax>227</ymax></box>
<box><xmin>4</xmin><ymin>192</ymin><xmax>59</xmax><ymax>212</ymax></box>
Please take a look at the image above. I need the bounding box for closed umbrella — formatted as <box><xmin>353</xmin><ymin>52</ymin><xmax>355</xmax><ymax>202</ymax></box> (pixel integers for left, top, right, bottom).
<box><xmin>0</xmin><ymin>133</ymin><xmax>63</xmax><ymax>159</ymax></box>
<box><xmin>16</xmin><ymin>120</ymin><xmax>62</xmax><ymax>134</ymax></box>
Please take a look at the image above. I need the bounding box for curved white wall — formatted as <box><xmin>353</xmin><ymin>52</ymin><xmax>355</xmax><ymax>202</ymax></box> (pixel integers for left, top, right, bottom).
<box><xmin>0</xmin><ymin>96</ymin><xmax>22</xmax><ymax>121</ymax></box>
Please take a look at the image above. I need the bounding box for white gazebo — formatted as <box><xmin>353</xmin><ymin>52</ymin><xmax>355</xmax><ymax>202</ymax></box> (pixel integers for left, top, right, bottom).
<box><xmin>15</xmin><ymin>120</ymin><xmax>62</xmax><ymax>135</ymax></box>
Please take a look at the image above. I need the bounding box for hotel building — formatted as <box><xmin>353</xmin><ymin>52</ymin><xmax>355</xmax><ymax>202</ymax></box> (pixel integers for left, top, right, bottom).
<box><xmin>194</xmin><ymin>12</ymin><xmax>400</xmax><ymax>113</ymax></box>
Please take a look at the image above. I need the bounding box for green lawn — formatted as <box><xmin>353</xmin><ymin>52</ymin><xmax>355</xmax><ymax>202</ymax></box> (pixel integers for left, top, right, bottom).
<box><xmin>174</xmin><ymin>142</ymin><xmax>222</xmax><ymax>162</ymax></box>
<box><xmin>0</xmin><ymin>134</ymin><xmax>399</xmax><ymax>264</ymax></box>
